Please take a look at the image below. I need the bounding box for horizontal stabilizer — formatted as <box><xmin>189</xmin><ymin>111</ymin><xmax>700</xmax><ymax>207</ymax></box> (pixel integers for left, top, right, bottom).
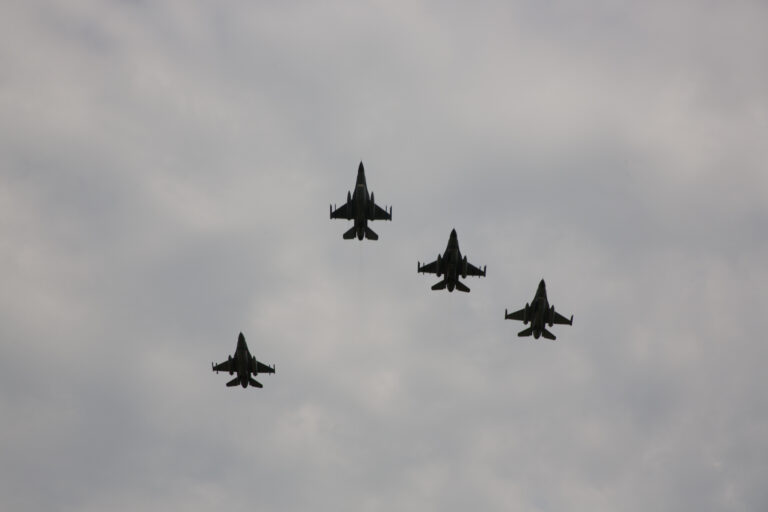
<box><xmin>249</xmin><ymin>378</ymin><xmax>263</xmax><ymax>388</ymax></box>
<box><xmin>455</xmin><ymin>281</ymin><xmax>470</xmax><ymax>293</ymax></box>
<box><xmin>542</xmin><ymin>329</ymin><xmax>557</xmax><ymax>340</ymax></box>
<box><xmin>517</xmin><ymin>327</ymin><xmax>533</xmax><ymax>337</ymax></box>
<box><xmin>343</xmin><ymin>226</ymin><xmax>357</xmax><ymax>239</ymax></box>
<box><xmin>226</xmin><ymin>377</ymin><xmax>240</xmax><ymax>387</ymax></box>
<box><xmin>364</xmin><ymin>226</ymin><xmax>379</xmax><ymax>240</ymax></box>
<box><xmin>431</xmin><ymin>279</ymin><xmax>447</xmax><ymax>290</ymax></box>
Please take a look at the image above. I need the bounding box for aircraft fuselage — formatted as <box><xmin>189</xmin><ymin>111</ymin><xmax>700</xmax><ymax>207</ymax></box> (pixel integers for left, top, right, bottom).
<box><xmin>441</xmin><ymin>231</ymin><xmax>462</xmax><ymax>291</ymax></box>
<box><xmin>441</xmin><ymin>251</ymin><xmax>461</xmax><ymax>291</ymax></box>
<box><xmin>352</xmin><ymin>180</ymin><xmax>369</xmax><ymax>240</ymax></box>
<box><xmin>528</xmin><ymin>281</ymin><xmax>550</xmax><ymax>338</ymax></box>
<box><xmin>235</xmin><ymin>337</ymin><xmax>252</xmax><ymax>387</ymax></box>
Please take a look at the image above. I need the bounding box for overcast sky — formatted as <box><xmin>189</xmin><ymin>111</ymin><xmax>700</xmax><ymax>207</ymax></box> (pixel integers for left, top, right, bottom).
<box><xmin>1</xmin><ymin>1</ymin><xmax>767</xmax><ymax>511</ymax></box>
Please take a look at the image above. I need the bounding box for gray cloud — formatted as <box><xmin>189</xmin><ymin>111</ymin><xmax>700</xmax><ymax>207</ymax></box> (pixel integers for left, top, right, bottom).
<box><xmin>1</xmin><ymin>1</ymin><xmax>767</xmax><ymax>511</ymax></box>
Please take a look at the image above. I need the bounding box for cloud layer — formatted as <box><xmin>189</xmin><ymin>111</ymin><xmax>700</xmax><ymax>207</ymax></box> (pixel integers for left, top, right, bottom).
<box><xmin>1</xmin><ymin>2</ymin><xmax>767</xmax><ymax>511</ymax></box>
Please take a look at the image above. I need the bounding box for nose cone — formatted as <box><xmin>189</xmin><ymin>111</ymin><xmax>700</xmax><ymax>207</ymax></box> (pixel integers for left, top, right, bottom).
<box><xmin>450</xmin><ymin>228</ymin><xmax>457</xmax><ymax>238</ymax></box>
<box><xmin>357</xmin><ymin>161</ymin><xmax>365</xmax><ymax>175</ymax></box>
<box><xmin>238</xmin><ymin>332</ymin><xmax>245</xmax><ymax>342</ymax></box>
<box><xmin>539</xmin><ymin>279</ymin><xmax>546</xmax><ymax>288</ymax></box>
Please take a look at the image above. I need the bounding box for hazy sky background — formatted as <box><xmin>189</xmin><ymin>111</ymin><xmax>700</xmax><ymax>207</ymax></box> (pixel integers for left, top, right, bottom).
<box><xmin>1</xmin><ymin>1</ymin><xmax>767</xmax><ymax>511</ymax></box>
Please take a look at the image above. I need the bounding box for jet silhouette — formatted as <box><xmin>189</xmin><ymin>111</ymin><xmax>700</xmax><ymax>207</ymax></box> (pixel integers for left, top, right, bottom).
<box><xmin>330</xmin><ymin>161</ymin><xmax>392</xmax><ymax>240</ymax></box>
<box><xmin>418</xmin><ymin>229</ymin><xmax>486</xmax><ymax>292</ymax></box>
<box><xmin>212</xmin><ymin>332</ymin><xmax>275</xmax><ymax>388</ymax></box>
<box><xmin>505</xmin><ymin>279</ymin><xmax>573</xmax><ymax>340</ymax></box>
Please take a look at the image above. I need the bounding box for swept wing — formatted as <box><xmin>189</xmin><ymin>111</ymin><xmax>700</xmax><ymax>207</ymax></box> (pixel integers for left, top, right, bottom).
<box><xmin>255</xmin><ymin>360</ymin><xmax>275</xmax><ymax>374</ymax></box>
<box><xmin>371</xmin><ymin>203</ymin><xmax>392</xmax><ymax>221</ymax></box>
<box><xmin>418</xmin><ymin>259</ymin><xmax>440</xmax><ymax>274</ymax></box>
<box><xmin>330</xmin><ymin>202</ymin><xmax>354</xmax><ymax>220</ymax></box>
<box><xmin>464</xmin><ymin>260</ymin><xmax>486</xmax><ymax>277</ymax></box>
<box><xmin>552</xmin><ymin>311</ymin><xmax>573</xmax><ymax>325</ymax></box>
<box><xmin>212</xmin><ymin>358</ymin><xmax>235</xmax><ymax>373</ymax></box>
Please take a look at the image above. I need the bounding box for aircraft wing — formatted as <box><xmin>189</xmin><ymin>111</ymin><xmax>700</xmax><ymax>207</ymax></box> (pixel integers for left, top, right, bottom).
<box><xmin>553</xmin><ymin>311</ymin><xmax>573</xmax><ymax>325</ymax></box>
<box><xmin>465</xmin><ymin>261</ymin><xmax>486</xmax><ymax>277</ymax></box>
<box><xmin>371</xmin><ymin>203</ymin><xmax>391</xmax><ymax>221</ymax></box>
<box><xmin>505</xmin><ymin>307</ymin><xmax>526</xmax><ymax>321</ymax></box>
<box><xmin>418</xmin><ymin>259</ymin><xmax>439</xmax><ymax>274</ymax></box>
<box><xmin>255</xmin><ymin>360</ymin><xmax>275</xmax><ymax>374</ymax></box>
<box><xmin>330</xmin><ymin>202</ymin><xmax>354</xmax><ymax>220</ymax></box>
<box><xmin>212</xmin><ymin>358</ymin><xmax>234</xmax><ymax>373</ymax></box>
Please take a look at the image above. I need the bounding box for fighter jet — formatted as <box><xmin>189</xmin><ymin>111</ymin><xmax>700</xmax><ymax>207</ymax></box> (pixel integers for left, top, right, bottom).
<box><xmin>211</xmin><ymin>332</ymin><xmax>275</xmax><ymax>388</ymax></box>
<box><xmin>418</xmin><ymin>228</ymin><xmax>486</xmax><ymax>292</ymax></box>
<box><xmin>330</xmin><ymin>161</ymin><xmax>392</xmax><ymax>240</ymax></box>
<box><xmin>505</xmin><ymin>279</ymin><xmax>573</xmax><ymax>340</ymax></box>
